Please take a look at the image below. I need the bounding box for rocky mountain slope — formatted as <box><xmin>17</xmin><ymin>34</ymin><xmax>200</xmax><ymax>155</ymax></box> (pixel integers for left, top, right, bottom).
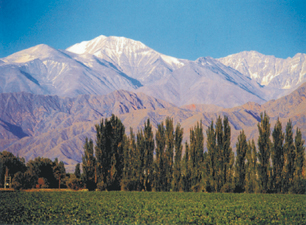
<box><xmin>1</xmin><ymin>83</ymin><xmax>306</xmax><ymax>172</ymax></box>
<box><xmin>0</xmin><ymin>90</ymin><xmax>173</xmax><ymax>171</ymax></box>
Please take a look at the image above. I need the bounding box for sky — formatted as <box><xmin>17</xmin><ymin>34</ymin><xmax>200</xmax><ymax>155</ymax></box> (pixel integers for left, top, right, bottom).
<box><xmin>0</xmin><ymin>0</ymin><xmax>305</xmax><ymax>60</ymax></box>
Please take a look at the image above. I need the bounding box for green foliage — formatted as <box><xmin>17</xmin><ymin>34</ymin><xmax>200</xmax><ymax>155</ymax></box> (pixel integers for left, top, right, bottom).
<box><xmin>74</xmin><ymin>163</ymin><xmax>81</xmax><ymax>179</ymax></box>
<box><xmin>257</xmin><ymin>112</ymin><xmax>272</xmax><ymax>193</ymax></box>
<box><xmin>245</xmin><ymin>140</ymin><xmax>258</xmax><ymax>193</ymax></box>
<box><xmin>283</xmin><ymin>120</ymin><xmax>295</xmax><ymax>193</ymax></box>
<box><xmin>66</xmin><ymin>176</ymin><xmax>83</xmax><ymax>191</ymax></box>
<box><xmin>271</xmin><ymin>118</ymin><xmax>284</xmax><ymax>193</ymax></box>
<box><xmin>0</xmin><ymin>192</ymin><xmax>305</xmax><ymax>224</ymax></box>
<box><xmin>172</xmin><ymin>123</ymin><xmax>183</xmax><ymax>191</ymax></box>
<box><xmin>0</xmin><ymin>151</ymin><xmax>26</xmax><ymax>187</ymax></box>
<box><xmin>154</xmin><ymin>121</ymin><xmax>166</xmax><ymax>191</ymax></box>
<box><xmin>82</xmin><ymin>138</ymin><xmax>96</xmax><ymax>191</ymax></box>
<box><xmin>95</xmin><ymin>114</ymin><xmax>125</xmax><ymax>191</ymax></box>
<box><xmin>293</xmin><ymin>127</ymin><xmax>305</xmax><ymax>193</ymax></box>
<box><xmin>206</xmin><ymin>116</ymin><xmax>233</xmax><ymax>192</ymax></box>
<box><xmin>235</xmin><ymin>130</ymin><xmax>247</xmax><ymax>192</ymax></box>
<box><xmin>26</xmin><ymin>157</ymin><xmax>58</xmax><ymax>188</ymax></box>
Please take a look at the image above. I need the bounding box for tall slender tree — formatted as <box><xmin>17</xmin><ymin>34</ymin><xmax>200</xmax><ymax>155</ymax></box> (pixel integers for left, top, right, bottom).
<box><xmin>82</xmin><ymin>138</ymin><xmax>96</xmax><ymax>190</ymax></box>
<box><xmin>189</xmin><ymin>121</ymin><xmax>204</xmax><ymax>189</ymax></box>
<box><xmin>245</xmin><ymin>139</ymin><xmax>258</xmax><ymax>193</ymax></box>
<box><xmin>154</xmin><ymin>121</ymin><xmax>166</xmax><ymax>191</ymax></box>
<box><xmin>235</xmin><ymin>130</ymin><xmax>247</xmax><ymax>192</ymax></box>
<box><xmin>182</xmin><ymin>141</ymin><xmax>191</xmax><ymax>192</ymax></box>
<box><xmin>172</xmin><ymin>123</ymin><xmax>183</xmax><ymax>191</ymax></box>
<box><xmin>206</xmin><ymin>120</ymin><xmax>217</xmax><ymax>191</ymax></box>
<box><xmin>257</xmin><ymin>112</ymin><xmax>271</xmax><ymax>193</ymax></box>
<box><xmin>94</xmin><ymin>115</ymin><xmax>125</xmax><ymax>190</ymax></box>
<box><xmin>271</xmin><ymin>118</ymin><xmax>284</xmax><ymax>193</ymax></box>
<box><xmin>164</xmin><ymin>117</ymin><xmax>174</xmax><ymax>191</ymax></box>
<box><xmin>143</xmin><ymin>119</ymin><xmax>154</xmax><ymax>191</ymax></box>
<box><xmin>293</xmin><ymin>127</ymin><xmax>305</xmax><ymax>193</ymax></box>
<box><xmin>74</xmin><ymin>163</ymin><xmax>81</xmax><ymax>179</ymax></box>
<box><xmin>223</xmin><ymin>116</ymin><xmax>233</xmax><ymax>186</ymax></box>
<box><xmin>283</xmin><ymin>119</ymin><xmax>295</xmax><ymax>192</ymax></box>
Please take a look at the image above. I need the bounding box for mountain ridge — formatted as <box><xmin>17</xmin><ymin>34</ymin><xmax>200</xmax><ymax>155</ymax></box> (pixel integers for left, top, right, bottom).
<box><xmin>2</xmin><ymin>35</ymin><xmax>304</xmax><ymax>108</ymax></box>
<box><xmin>1</xmin><ymin>82</ymin><xmax>306</xmax><ymax>171</ymax></box>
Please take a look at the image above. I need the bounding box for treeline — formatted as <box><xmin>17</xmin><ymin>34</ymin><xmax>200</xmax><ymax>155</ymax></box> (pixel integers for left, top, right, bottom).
<box><xmin>0</xmin><ymin>153</ymin><xmax>66</xmax><ymax>190</ymax></box>
<box><xmin>80</xmin><ymin>113</ymin><xmax>306</xmax><ymax>193</ymax></box>
<box><xmin>1</xmin><ymin>113</ymin><xmax>305</xmax><ymax>193</ymax></box>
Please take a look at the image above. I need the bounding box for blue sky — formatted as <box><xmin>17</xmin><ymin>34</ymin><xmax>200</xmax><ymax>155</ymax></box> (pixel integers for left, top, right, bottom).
<box><xmin>0</xmin><ymin>0</ymin><xmax>305</xmax><ymax>60</ymax></box>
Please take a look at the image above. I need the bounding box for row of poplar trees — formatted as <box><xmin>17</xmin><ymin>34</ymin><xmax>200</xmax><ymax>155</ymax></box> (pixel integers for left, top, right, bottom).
<box><xmin>81</xmin><ymin>113</ymin><xmax>306</xmax><ymax>193</ymax></box>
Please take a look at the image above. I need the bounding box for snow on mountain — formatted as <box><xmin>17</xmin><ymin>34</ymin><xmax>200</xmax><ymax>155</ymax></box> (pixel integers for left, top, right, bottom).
<box><xmin>136</xmin><ymin>56</ymin><xmax>266</xmax><ymax>107</ymax></box>
<box><xmin>1</xmin><ymin>35</ymin><xmax>305</xmax><ymax>108</ymax></box>
<box><xmin>218</xmin><ymin>51</ymin><xmax>306</xmax><ymax>91</ymax></box>
<box><xmin>66</xmin><ymin>35</ymin><xmax>186</xmax><ymax>84</ymax></box>
<box><xmin>0</xmin><ymin>44</ymin><xmax>142</xmax><ymax>97</ymax></box>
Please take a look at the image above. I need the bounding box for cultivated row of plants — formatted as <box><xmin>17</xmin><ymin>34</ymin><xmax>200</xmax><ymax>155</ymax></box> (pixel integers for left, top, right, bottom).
<box><xmin>1</xmin><ymin>192</ymin><xmax>305</xmax><ymax>224</ymax></box>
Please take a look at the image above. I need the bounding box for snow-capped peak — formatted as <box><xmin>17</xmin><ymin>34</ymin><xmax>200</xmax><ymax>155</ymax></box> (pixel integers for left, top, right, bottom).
<box><xmin>3</xmin><ymin>44</ymin><xmax>63</xmax><ymax>63</ymax></box>
<box><xmin>66</xmin><ymin>35</ymin><xmax>107</xmax><ymax>54</ymax></box>
<box><xmin>66</xmin><ymin>35</ymin><xmax>149</xmax><ymax>56</ymax></box>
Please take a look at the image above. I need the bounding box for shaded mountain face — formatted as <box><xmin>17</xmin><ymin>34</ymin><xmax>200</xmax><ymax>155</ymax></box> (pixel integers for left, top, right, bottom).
<box><xmin>1</xmin><ymin>83</ymin><xmax>306</xmax><ymax>172</ymax></box>
<box><xmin>0</xmin><ymin>35</ymin><xmax>293</xmax><ymax>108</ymax></box>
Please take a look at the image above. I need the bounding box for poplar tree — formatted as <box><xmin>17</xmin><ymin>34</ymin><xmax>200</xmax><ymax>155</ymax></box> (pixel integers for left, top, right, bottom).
<box><xmin>182</xmin><ymin>141</ymin><xmax>191</xmax><ymax>192</ymax></box>
<box><xmin>293</xmin><ymin>127</ymin><xmax>305</xmax><ymax>193</ymax></box>
<box><xmin>136</xmin><ymin>129</ymin><xmax>145</xmax><ymax>190</ymax></box>
<box><xmin>143</xmin><ymin>119</ymin><xmax>154</xmax><ymax>191</ymax></box>
<box><xmin>172</xmin><ymin>123</ymin><xmax>183</xmax><ymax>191</ymax></box>
<box><xmin>215</xmin><ymin>116</ymin><xmax>224</xmax><ymax>191</ymax></box>
<box><xmin>189</xmin><ymin>121</ymin><xmax>204</xmax><ymax>190</ymax></box>
<box><xmin>164</xmin><ymin>117</ymin><xmax>174</xmax><ymax>191</ymax></box>
<box><xmin>94</xmin><ymin>115</ymin><xmax>125</xmax><ymax>190</ymax></box>
<box><xmin>206</xmin><ymin>120</ymin><xmax>217</xmax><ymax>191</ymax></box>
<box><xmin>74</xmin><ymin>163</ymin><xmax>81</xmax><ymax>179</ymax></box>
<box><xmin>283</xmin><ymin>120</ymin><xmax>295</xmax><ymax>192</ymax></box>
<box><xmin>257</xmin><ymin>112</ymin><xmax>271</xmax><ymax>193</ymax></box>
<box><xmin>271</xmin><ymin>118</ymin><xmax>284</xmax><ymax>193</ymax></box>
<box><xmin>294</xmin><ymin>128</ymin><xmax>305</xmax><ymax>179</ymax></box>
<box><xmin>235</xmin><ymin>130</ymin><xmax>247</xmax><ymax>192</ymax></box>
<box><xmin>82</xmin><ymin>137</ymin><xmax>96</xmax><ymax>190</ymax></box>
<box><xmin>245</xmin><ymin>139</ymin><xmax>258</xmax><ymax>193</ymax></box>
<box><xmin>154</xmin><ymin>121</ymin><xmax>166</xmax><ymax>191</ymax></box>
<box><xmin>223</xmin><ymin>116</ymin><xmax>233</xmax><ymax>186</ymax></box>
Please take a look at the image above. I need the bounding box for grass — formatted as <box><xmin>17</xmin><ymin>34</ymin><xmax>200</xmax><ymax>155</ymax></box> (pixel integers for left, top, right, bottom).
<box><xmin>0</xmin><ymin>191</ymin><xmax>305</xmax><ymax>224</ymax></box>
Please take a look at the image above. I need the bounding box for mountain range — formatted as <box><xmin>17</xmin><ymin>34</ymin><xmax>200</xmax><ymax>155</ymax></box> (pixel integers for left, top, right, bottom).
<box><xmin>0</xmin><ymin>35</ymin><xmax>306</xmax><ymax>171</ymax></box>
<box><xmin>2</xmin><ymin>35</ymin><xmax>306</xmax><ymax>107</ymax></box>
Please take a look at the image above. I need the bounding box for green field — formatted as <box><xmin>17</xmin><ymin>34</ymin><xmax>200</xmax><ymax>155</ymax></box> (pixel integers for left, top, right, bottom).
<box><xmin>0</xmin><ymin>191</ymin><xmax>305</xmax><ymax>224</ymax></box>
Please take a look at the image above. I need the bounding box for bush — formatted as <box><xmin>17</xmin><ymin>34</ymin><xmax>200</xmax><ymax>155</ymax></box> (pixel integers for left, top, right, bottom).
<box><xmin>191</xmin><ymin>183</ymin><xmax>203</xmax><ymax>192</ymax></box>
<box><xmin>66</xmin><ymin>177</ymin><xmax>82</xmax><ymax>190</ymax></box>
<box><xmin>96</xmin><ymin>181</ymin><xmax>107</xmax><ymax>191</ymax></box>
<box><xmin>221</xmin><ymin>183</ymin><xmax>235</xmax><ymax>193</ymax></box>
<box><xmin>120</xmin><ymin>179</ymin><xmax>140</xmax><ymax>191</ymax></box>
<box><xmin>289</xmin><ymin>179</ymin><xmax>306</xmax><ymax>194</ymax></box>
<box><xmin>12</xmin><ymin>172</ymin><xmax>24</xmax><ymax>190</ymax></box>
<box><xmin>36</xmin><ymin>177</ymin><xmax>49</xmax><ymax>189</ymax></box>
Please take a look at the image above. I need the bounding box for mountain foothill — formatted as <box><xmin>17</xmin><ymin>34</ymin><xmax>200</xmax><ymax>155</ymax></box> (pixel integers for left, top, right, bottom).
<box><xmin>0</xmin><ymin>35</ymin><xmax>305</xmax><ymax>171</ymax></box>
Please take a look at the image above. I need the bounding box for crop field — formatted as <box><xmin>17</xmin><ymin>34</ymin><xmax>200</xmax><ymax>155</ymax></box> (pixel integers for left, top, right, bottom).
<box><xmin>0</xmin><ymin>191</ymin><xmax>305</xmax><ymax>224</ymax></box>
